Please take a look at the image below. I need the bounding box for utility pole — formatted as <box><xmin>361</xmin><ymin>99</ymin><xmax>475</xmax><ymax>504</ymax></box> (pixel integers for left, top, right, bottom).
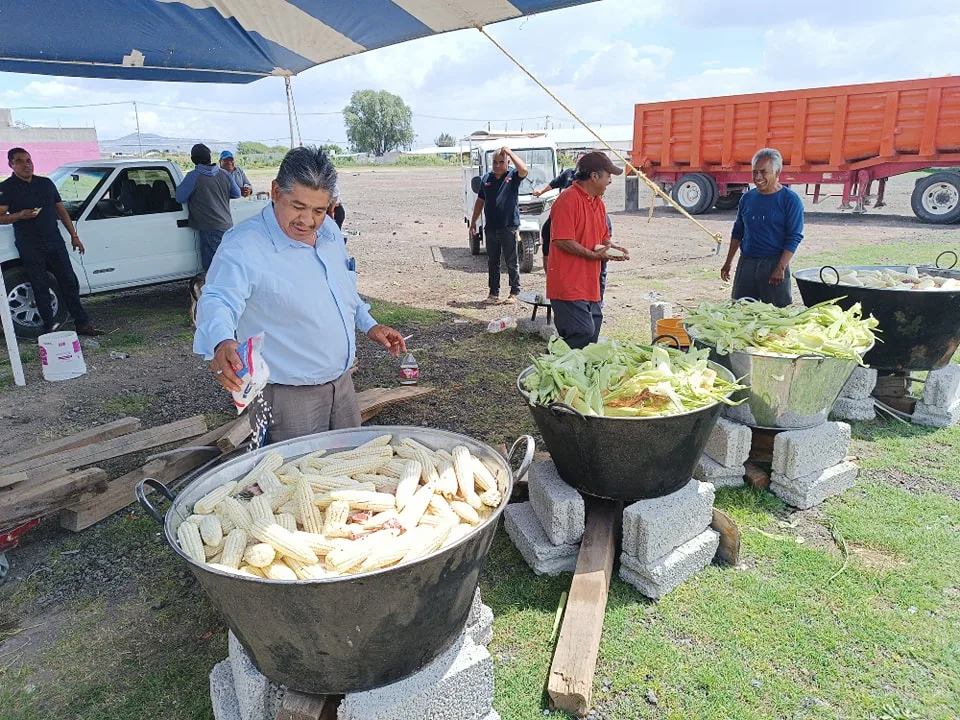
<box><xmin>133</xmin><ymin>101</ymin><xmax>143</xmax><ymax>157</ymax></box>
<box><xmin>285</xmin><ymin>77</ymin><xmax>296</xmax><ymax>149</ymax></box>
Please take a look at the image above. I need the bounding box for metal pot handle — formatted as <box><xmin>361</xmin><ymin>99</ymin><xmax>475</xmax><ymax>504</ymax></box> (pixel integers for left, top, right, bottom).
<box><xmin>735</xmin><ymin>296</ymin><xmax>759</xmax><ymax>303</ymax></box>
<box><xmin>651</xmin><ymin>333</ymin><xmax>681</xmax><ymax>348</ymax></box>
<box><xmin>936</xmin><ymin>250</ymin><xmax>958</xmax><ymax>270</ymax></box>
<box><xmin>548</xmin><ymin>401</ymin><xmax>588</xmax><ymax>420</ymax></box>
<box><xmin>819</xmin><ymin>266</ymin><xmax>840</xmax><ymax>286</ymax></box>
<box><xmin>508</xmin><ymin>435</ymin><xmax>536</xmax><ymax>482</ymax></box>
<box><xmin>136</xmin><ymin>478</ymin><xmax>175</xmax><ymax>525</ymax></box>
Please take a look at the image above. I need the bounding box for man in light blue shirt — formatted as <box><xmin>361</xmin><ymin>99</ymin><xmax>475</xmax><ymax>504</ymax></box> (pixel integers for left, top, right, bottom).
<box><xmin>195</xmin><ymin>146</ymin><xmax>406</xmax><ymax>443</ymax></box>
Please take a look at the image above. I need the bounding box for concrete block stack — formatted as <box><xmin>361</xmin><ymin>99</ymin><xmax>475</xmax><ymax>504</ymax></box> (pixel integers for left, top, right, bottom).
<box><xmin>503</xmin><ymin>461</ymin><xmax>584</xmax><ymax>576</ymax></box>
<box><xmin>913</xmin><ymin>364</ymin><xmax>960</xmax><ymax>427</ymax></box>
<box><xmin>768</xmin><ymin>421</ymin><xmax>857</xmax><ymax>509</ymax></box>
<box><xmin>693</xmin><ymin>417</ymin><xmax>750</xmax><ymax>488</ymax></box>
<box><xmin>618</xmin><ymin>479</ymin><xmax>719</xmax><ymax>600</ymax></box>
<box><xmin>831</xmin><ymin>367</ymin><xmax>877</xmax><ymax>421</ymax></box>
<box><xmin>516</xmin><ymin>316</ymin><xmax>556</xmax><ymax>340</ymax></box>
<box><xmin>210</xmin><ymin>590</ymin><xmax>497</xmax><ymax>720</ymax></box>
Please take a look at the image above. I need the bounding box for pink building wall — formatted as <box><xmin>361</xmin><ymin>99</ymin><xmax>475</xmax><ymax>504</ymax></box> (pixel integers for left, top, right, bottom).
<box><xmin>0</xmin><ymin>141</ymin><xmax>102</xmax><ymax>175</ymax></box>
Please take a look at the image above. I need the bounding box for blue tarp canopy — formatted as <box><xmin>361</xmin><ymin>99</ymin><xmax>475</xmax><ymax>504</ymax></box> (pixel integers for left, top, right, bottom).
<box><xmin>0</xmin><ymin>0</ymin><xmax>595</xmax><ymax>84</ymax></box>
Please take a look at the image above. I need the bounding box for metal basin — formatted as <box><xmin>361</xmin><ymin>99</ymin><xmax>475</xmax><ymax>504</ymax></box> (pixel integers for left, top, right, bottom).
<box><xmin>517</xmin><ymin>362</ymin><xmax>736</xmax><ymax>501</ymax></box>
<box><xmin>137</xmin><ymin>426</ymin><xmax>532</xmax><ymax>695</ymax></box>
<box><xmin>794</xmin><ymin>256</ymin><xmax>960</xmax><ymax>371</ymax></box>
<box><xmin>689</xmin><ymin>336</ymin><xmax>861</xmax><ymax>429</ymax></box>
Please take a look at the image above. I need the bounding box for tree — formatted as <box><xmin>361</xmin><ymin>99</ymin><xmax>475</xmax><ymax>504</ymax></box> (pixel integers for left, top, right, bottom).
<box><xmin>238</xmin><ymin>141</ymin><xmax>269</xmax><ymax>154</ymax></box>
<box><xmin>322</xmin><ymin>143</ymin><xmax>343</xmax><ymax>156</ymax></box>
<box><xmin>435</xmin><ymin>132</ymin><xmax>456</xmax><ymax>147</ymax></box>
<box><xmin>343</xmin><ymin>90</ymin><xmax>414</xmax><ymax>156</ymax></box>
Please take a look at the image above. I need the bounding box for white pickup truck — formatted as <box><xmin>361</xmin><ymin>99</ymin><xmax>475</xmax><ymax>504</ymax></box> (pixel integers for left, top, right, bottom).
<box><xmin>1</xmin><ymin>159</ymin><xmax>268</xmax><ymax>338</ymax></box>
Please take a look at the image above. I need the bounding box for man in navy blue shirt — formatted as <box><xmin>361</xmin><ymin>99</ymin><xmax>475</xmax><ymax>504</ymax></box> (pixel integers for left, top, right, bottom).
<box><xmin>0</xmin><ymin>148</ymin><xmax>102</xmax><ymax>334</ymax></box>
<box><xmin>720</xmin><ymin>148</ymin><xmax>804</xmax><ymax>307</ymax></box>
<box><xmin>468</xmin><ymin>146</ymin><xmax>528</xmax><ymax>302</ymax></box>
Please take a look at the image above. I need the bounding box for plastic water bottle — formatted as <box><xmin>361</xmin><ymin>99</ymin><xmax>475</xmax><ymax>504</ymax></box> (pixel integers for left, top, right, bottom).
<box><xmin>399</xmin><ymin>353</ymin><xmax>419</xmax><ymax>385</ymax></box>
<box><xmin>486</xmin><ymin>316</ymin><xmax>515</xmax><ymax>333</ymax></box>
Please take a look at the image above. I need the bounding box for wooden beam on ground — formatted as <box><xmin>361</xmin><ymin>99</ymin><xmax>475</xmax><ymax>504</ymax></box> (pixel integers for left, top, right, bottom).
<box><xmin>357</xmin><ymin>386</ymin><xmax>434</xmax><ymax>423</ymax></box>
<box><xmin>743</xmin><ymin>461</ymin><xmax>771</xmax><ymax>490</ymax></box>
<box><xmin>216</xmin><ymin>417</ymin><xmax>252</xmax><ymax>452</ymax></box>
<box><xmin>547</xmin><ymin>498</ymin><xmax>623</xmax><ymax>717</ymax></box>
<box><xmin>276</xmin><ymin>690</ymin><xmax>340</xmax><ymax>720</ymax></box>
<box><xmin>0</xmin><ymin>471</ymin><xmax>28</xmax><ymax>490</ymax></box>
<box><xmin>2</xmin><ymin>415</ymin><xmax>208</xmax><ymax>479</ymax></box>
<box><xmin>711</xmin><ymin>508</ymin><xmax>741</xmax><ymax>566</ymax></box>
<box><xmin>0</xmin><ymin>468</ymin><xmax>108</xmax><ymax>526</ymax></box>
<box><xmin>59</xmin><ymin>418</ymin><xmax>245</xmax><ymax>532</ymax></box>
<box><xmin>0</xmin><ymin>417</ymin><xmax>141</xmax><ymax>471</ymax></box>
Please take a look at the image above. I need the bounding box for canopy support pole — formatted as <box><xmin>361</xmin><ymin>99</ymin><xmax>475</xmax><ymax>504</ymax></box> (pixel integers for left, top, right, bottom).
<box><xmin>0</xmin><ymin>271</ymin><xmax>26</xmax><ymax>386</ymax></box>
<box><xmin>133</xmin><ymin>101</ymin><xmax>143</xmax><ymax>158</ymax></box>
<box><xmin>285</xmin><ymin>77</ymin><xmax>296</xmax><ymax>149</ymax></box>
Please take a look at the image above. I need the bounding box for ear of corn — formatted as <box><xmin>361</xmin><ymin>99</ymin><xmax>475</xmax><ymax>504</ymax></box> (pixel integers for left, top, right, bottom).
<box><xmin>453</xmin><ymin>446</ymin><xmax>482</xmax><ymax>509</ymax></box>
<box><xmin>436</xmin><ymin>460</ymin><xmax>459</xmax><ymax>498</ymax></box>
<box><xmin>395</xmin><ymin>460</ymin><xmax>421</xmax><ymax>510</ymax></box>
<box><xmin>221</xmin><ymin>528</ymin><xmax>248</xmax><ymax>569</ymax></box>
<box><xmin>362</xmin><ymin>509</ymin><xmax>400</xmax><ymax>530</ymax></box>
<box><xmin>480</xmin><ymin>488</ymin><xmax>503</xmax><ymax>508</ymax></box>
<box><xmin>294</xmin><ymin>531</ymin><xmax>347</xmax><ymax>557</ymax></box>
<box><xmin>428</xmin><ymin>494</ymin><xmax>459</xmax><ymax>523</ymax></box>
<box><xmin>417</xmin><ymin>512</ymin><xmax>445</xmax><ymax>527</ymax></box>
<box><xmin>449</xmin><ymin>500</ymin><xmax>480</xmax><ymax>525</ymax></box>
<box><xmin>283</xmin><ymin>557</ymin><xmax>327</xmax><ymax>580</ymax></box>
<box><xmin>208</xmin><ymin>562</ymin><xmax>250</xmax><ymax>576</ymax></box>
<box><xmin>296</xmin><ymin>477</ymin><xmax>325</xmax><ymax>534</ymax></box>
<box><xmin>398</xmin><ymin>482</ymin><xmax>435</xmax><ymax>531</ymax></box>
<box><xmin>221</xmin><ymin>497</ymin><xmax>254</xmax><ymax>532</ymax></box>
<box><xmin>379</xmin><ymin>459</ymin><xmax>409</xmax><ymax>478</ymax></box>
<box><xmin>324</xmin><ymin>445</ymin><xmax>393</xmax><ymax>462</ymax></box>
<box><xmin>355</xmin><ymin>474</ymin><xmax>400</xmax><ymax>492</ymax></box>
<box><xmin>320</xmin><ymin>454</ymin><xmax>391</xmax><ymax>478</ymax></box>
<box><xmin>263</xmin><ymin>561</ymin><xmax>298</xmax><ymax>581</ymax></box>
<box><xmin>325</xmin><ymin>529</ymin><xmax>396</xmax><ymax>574</ymax></box>
<box><xmin>263</xmin><ymin>486</ymin><xmax>295</xmax><ymax>512</ymax></box>
<box><xmin>401</xmin><ymin>522</ymin><xmax>455</xmax><ymax>563</ymax></box>
<box><xmin>193</xmin><ymin>481</ymin><xmax>239</xmax><ymax>514</ymax></box>
<box><xmin>480</xmin><ymin>456</ymin><xmax>510</xmax><ymax>495</ymax></box>
<box><xmin>275</xmin><ymin>512</ymin><xmax>298</xmax><ymax>534</ymax></box>
<box><xmin>198</xmin><ymin>514</ymin><xmax>224</xmax><ymax>547</ymax></box>
<box><xmin>250</xmin><ymin>520</ymin><xmax>319</xmax><ymax>564</ymax></box>
<box><xmin>215</xmin><ymin>506</ymin><xmax>237</xmax><ymax>534</ymax></box>
<box><xmin>356</xmin><ymin>434</ymin><xmax>392</xmax><ymax>449</ymax></box>
<box><xmin>256</xmin><ymin>471</ymin><xmax>284</xmax><ymax>494</ymax></box>
<box><xmin>442</xmin><ymin>522</ymin><xmax>474</xmax><ymax>548</ymax></box>
<box><xmin>301</xmin><ymin>456</ymin><xmax>331</xmax><ymax>473</ymax></box>
<box><xmin>243</xmin><ymin>542</ymin><xmax>276</xmax><ymax>568</ymax></box>
<box><xmin>329</xmin><ymin>489</ymin><xmax>396</xmax><ymax>512</ymax></box>
<box><xmin>305</xmin><ymin>475</ymin><xmax>361</xmax><ymax>493</ymax></box>
<box><xmin>204</xmin><ymin>543</ymin><xmax>223</xmax><ymax>561</ymax></box>
<box><xmin>239</xmin><ymin>564</ymin><xmax>266</xmax><ymax>578</ymax></box>
<box><xmin>472</xmin><ymin>458</ymin><xmax>496</xmax><ymax>493</ymax></box>
<box><xmin>177</xmin><ymin>521</ymin><xmax>206</xmax><ymax>563</ymax></box>
<box><xmin>248</xmin><ymin>495</ymin><xmax>275</xmax><ymax>524</ymax></box>
<box><xmin>436</xmin><ymin>448</ymin><xmax>453</xmax><ymax>462</ymax></box>
<box><xmin>240</xmin><ymin>451</ymin><xmax>284</xmax><ymax>487</ymax></box>
<box><xmin>184</xmin><ymin>513</ymin><xmax>206</xmax><ymax>525</ymax></box>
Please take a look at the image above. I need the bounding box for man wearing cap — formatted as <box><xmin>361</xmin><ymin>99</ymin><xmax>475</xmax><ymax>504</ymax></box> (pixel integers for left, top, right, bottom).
<box><xmin>177</xmin><ymin>144</ymin><xmax>241</xmax><ymax>271</ymax></box>
<box><xmin>468</xmin><ymin>146</ymin><xmax>528</xmax><ymax>302</ymax></box>
<box><xmin>546</xmin><ymin>152</ymin><xmax>629</xmax><ymax>349</ymax></box>
<box><xmin>219</xmin><ymin>151</ymin><xmax>253</xmax><ymax>197</ymax></box>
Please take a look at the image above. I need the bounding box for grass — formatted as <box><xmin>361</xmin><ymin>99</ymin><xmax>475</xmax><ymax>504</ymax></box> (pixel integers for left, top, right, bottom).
<box><xmin>100</xmin><ymin>394</ymin><xmax>155</xmax><ymax>416</ymax></box>
<box><xmin>802</xmin><ymin>240</ymin><xmax>960</xmax><ymax>270</ymax></box>
<box><xmin>366</xmin><ymin>298</ymin><xmax>444</xmax><ymax>327</ymax></box>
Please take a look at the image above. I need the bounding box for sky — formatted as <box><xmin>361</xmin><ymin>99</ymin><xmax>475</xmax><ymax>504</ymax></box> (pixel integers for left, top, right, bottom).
<box><xmin>0</xmin><ymin>0</ymin><xmax>956</xmax><ymax>150</ymax></box>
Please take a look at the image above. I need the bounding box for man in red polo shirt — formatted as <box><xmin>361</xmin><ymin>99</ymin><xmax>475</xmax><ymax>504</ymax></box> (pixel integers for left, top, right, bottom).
<box><xmin>546</xmin><ymin>152</ymin><xmax>629</xmax><ymax>348</ymax></box>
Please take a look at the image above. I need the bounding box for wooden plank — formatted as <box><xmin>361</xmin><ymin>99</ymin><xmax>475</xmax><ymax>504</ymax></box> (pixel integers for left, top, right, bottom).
<box><xmin>357</xmin><ymin>386</ymin><xmax>435</xmax><ymax>423</ymax></box>
<box><xmin>0</xmin><ymin>471</ymin><xmax>28</xmax><ymax>489</ymax></box>
<box><xmin>276</xmin><ymin>690</ymin><xmax>339</xmax><ymax>720</ymax></box>
<box><xmin>747</xmin><ymin>428</ymin><xmax>779</xmax><ymax>464</ymax></box>
<box><xmin>547</xmin><ymin>498</ymin><xmax>623</xmax><ymax>717</ymax></box>
<box><xmin>59</xmin><ymin>418</ymin><xmax>246</xmax><ymax>532</ymax></box>
<box><xmin>743</xmin><ymin>461</ymin><xmax>770</xmax><ymax>490</ymax></box>
<box><xmin>2</xmin><ymin>415</ymin><xmax>208</xmax><ymax>478</ymax></box>
<box><xmin>0</xmin><ymin>468</ymin><xmax>108</xmax><ymax>526</ymax></box>
<box><xmin>711</xmin><ymin>508</ymin><xmax>741</xmax><ymax>566</ymax></box>
<box><xmin>0</xmin><ymin>417</ymin><xmax>141</xmax><ymax>471</ymax></box>
<box><xmin>216</xmin><ymin>418</ymin><xmax>252</xmax><ymax>453</ymax></box>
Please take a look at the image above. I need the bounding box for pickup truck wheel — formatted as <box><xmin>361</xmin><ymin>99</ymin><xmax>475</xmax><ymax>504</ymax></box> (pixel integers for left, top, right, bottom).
<box><xmin>912</xmin><ymin>172</ymin><xmax>960</xmax><ymax>224</ymax></box>
<box><xmin>518</xmin><ymin>234</ymin><xmax>536</xmax><ymax>273</ymax></box>
<box><xmin>3</xmin><ymin>266</ymin><xmax>67</xmax><ymax>340</ymax></box>
<box><xmin>469</xmin><ymin>231</ymin><xmax>482</xmax><ymax>256</ymax></box>
<box><xmin>714</xmin><ymin>190</ymin><xmax>743</xmax><ymax>210</ymax></box>
<box><xmin>671</xmin><ymin>174</ymin><xmax>714</xmax><ymax>215</ymax></box>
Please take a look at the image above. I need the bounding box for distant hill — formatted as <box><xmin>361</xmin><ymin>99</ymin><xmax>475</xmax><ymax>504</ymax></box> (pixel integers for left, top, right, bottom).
<box><xmin>100</xmin><ymin>133</ymin><xmax>236</xmax><ymax>156</ymax></box>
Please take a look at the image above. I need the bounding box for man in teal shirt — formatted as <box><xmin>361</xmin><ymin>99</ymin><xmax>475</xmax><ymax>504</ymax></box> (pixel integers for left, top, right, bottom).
<box><xmin>194</xmin><ymin>146</ymin><xmax>406</xmax><ymax>442</ymax></box>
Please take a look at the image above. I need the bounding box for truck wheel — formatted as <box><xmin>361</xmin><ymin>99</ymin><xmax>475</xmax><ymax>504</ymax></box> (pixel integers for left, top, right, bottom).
<box><xmin>3</xmin><ymin>265</ymin><xmax>67</xmax><ymax>340</ymax></box>
<box><xmin>912</xmin><ymin>172</ymin><xmax>960</xmax><ymax>224</ymax></box>
<box><xmin>518</xmin><ymin>234</ymin><xmax>536</xmax><ymax>273</ymax></box>
<box><xmin>715</xmin><ymin>190</ymin><xmax>742</xmax><ymax>210</ymax></box>
<box><xmin>671</xmin><ymin>174</ymin><xmax>714</xmax><ymax>214</ymax></box>
<box><xmin>469</xmin><ymin>231</ymin><xmax>481</xmax><ymax>256</ymax></box>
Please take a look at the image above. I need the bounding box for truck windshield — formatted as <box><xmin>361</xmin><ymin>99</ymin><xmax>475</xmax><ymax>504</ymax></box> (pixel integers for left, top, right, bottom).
<box><xmin>47</xmin><ymin>167</ymin><xmax>112</xmax><ymax>219</ymax></box>
<box><xmin>485</xmin><ymin>148</ymin><xmax>555</xmax><ymax>195</ymax></box>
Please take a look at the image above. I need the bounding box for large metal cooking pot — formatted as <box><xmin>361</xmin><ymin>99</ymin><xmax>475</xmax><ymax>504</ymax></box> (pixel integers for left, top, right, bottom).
<box><xmin>136</xmin><ymin>426</ymin><xmax>533</xmax><ymax>695</ymax></box>
<box><xmin>688</xmin><ymin>335</ymin><xmax>862</xmax><ymax>429</ymax></box>
<box><xmin>516</xmin><ymin>361</ymin><xmax>736</xmax><ymax>501</ymax></box>
<box><xmin>794</xmin><ymin>251</ymin><xmax>960</xmax><ymax>371</ymax></box>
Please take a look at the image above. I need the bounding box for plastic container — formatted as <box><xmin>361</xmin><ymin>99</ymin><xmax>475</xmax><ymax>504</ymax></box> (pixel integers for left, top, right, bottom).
<box><xmin>38</xmin><ymin>330</ymin><xmax>86</xmax><ymax>382</ymax></box>
<box><xmin>487</xmin><ymin>316</ymin><xmax>515</xmax><ymax>333</ymax></box>
<box><xmin>399</xmin><ymin>353</ymin><xmax>419</xmax><ymax>385</ymax></box>
<box><xmin>654</xmin><ymin>318</ymin><xmax>690</xmax><ymax>349</ymax></box>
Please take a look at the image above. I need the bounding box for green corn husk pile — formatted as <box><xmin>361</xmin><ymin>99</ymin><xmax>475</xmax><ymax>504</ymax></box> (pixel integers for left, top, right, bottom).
<box><xmin>521</xmin><ymin>337</ymin><xmax>746</xmax><ymax>418</ymax></box>
<box><xmin>683</xmin><ymin>298</ymin><xmax>879</xmax><ymax>362</ymax></box>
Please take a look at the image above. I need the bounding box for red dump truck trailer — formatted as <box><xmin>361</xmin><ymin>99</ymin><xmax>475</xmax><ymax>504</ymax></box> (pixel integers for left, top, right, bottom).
<box><xmin>630</xmin><ymin>76</ymin><xmax>960</xmax><ymax>223</ymax></box>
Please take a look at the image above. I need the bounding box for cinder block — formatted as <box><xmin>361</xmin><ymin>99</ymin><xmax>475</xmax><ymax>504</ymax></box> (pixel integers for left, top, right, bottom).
<box><xmin>839</xmin><ymin>367</ymin><xmax>877</xmax><ymax>400</ymax></box>
<box><xmin>703</xmin><ymin>418</ymin><xmax>752</xmax><ymax>468</ymax></box>
<box><xmin>770</xmin><ymin>461</ymin><xmax>859</xmax><ymax>509</ymax></box>
<box><xmin>503</xmin><ymin>502</ymin><xmax>579</xmax><ymax>576</ymax></box>
<box><xmin>649</xmin><ymin>301</ymin><xmax>674</xmax><ymax>342</ymax></box>
<box><xmin>517</xmin><ymin>317</ymin><xmax>549</xmax><ymax>335</ymax></box>
<box><xmin>467</xmin><ymin>590</ymin><xmax>494</xmax><ymax>648</ymax></box>
<box><xmin>619</xmin><ymin>529</ymin><xmax>719</xmax><ymax>600</ymax></box>
<box><xmin>771</xmin><ymin>422</ymin><xmax>851</xmax><ymax>480</ymax></box>
<box><xmin>229</xmin><ymin>631</ymin><xmax>283</xmax><ymax>720</ymax></box>
<box><xmin>528</xmin><ymin>461</ymin><xmax>585</xmax><ymax>545</ymax></box>
<box><xmin>693</xmin><ymin>454</ymin><xmax>745</xmax><ymax>486</ymax></box>
<box><xmin>831</xmin><ymin>397</ymin><xmax>876</xmax><ymax>422</ymax></box>
<box><xmin>921</xmin><ymin>364</ymin><xmax>960</xmax><ymax>409</ymax></box>
<box><xmin>622</xmin><ymin>479</ymin><xmax>715</xmax><ymax>563</ymax></box>
<box><xmin>338</xmin><ymin>634</ymin><xmax>493</xmax><ymax>720</ymax></box>
<box><xmin>538</xmin><ymin>324</ymin><xmax>557</xmax><ymax>341</ymax></box>
<box><xmin>211</xmin><ymin>659</ymin><xmax>242</xmax><ymax>720</ymax></box>
<box><xmin>912</xmin><ymin>399</ymin><xmax>960</xmax><ymax>428</ymax></box>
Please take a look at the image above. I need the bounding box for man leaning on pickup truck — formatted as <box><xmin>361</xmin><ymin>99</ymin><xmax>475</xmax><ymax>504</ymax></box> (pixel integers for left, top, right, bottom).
<box><xmin>193</xmin><ymin>146</ymin><xmax>407</xmax><ymax>443</ymax></box>
<box><xmin>720</xmin><ymin>148</ymin><xmax>804</xmax><ymax>307</ymax></box>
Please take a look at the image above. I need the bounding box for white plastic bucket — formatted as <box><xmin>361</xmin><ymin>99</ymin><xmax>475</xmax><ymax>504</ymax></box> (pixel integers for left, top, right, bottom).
<box><xmin>38</xmin><ymin>331</ymin><xmax>87</xmax><ymax>382</ymax></box>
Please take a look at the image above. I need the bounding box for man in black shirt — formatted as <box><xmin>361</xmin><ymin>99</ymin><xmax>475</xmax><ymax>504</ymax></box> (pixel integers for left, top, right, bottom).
<box><xmin>0</xmin><ymin>148</ymin><xmax>102</xmax><ymax>335</ymax></box>
<box><xmin>468</xmin><ymin>146</ymin><xmax>528</xmax><ymax>302</ymax></box>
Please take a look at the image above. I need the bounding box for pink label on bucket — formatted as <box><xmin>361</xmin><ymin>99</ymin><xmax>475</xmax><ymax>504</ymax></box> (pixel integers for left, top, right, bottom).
<box><xmin>72</xmin><ymin>340</ymin><xmax>81</xmax><ymax>353</ymax></box>
<box><xmin>39</xmin><ymin>346</ymin><xmax>48</xmax><ymax>365</ymax></box>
